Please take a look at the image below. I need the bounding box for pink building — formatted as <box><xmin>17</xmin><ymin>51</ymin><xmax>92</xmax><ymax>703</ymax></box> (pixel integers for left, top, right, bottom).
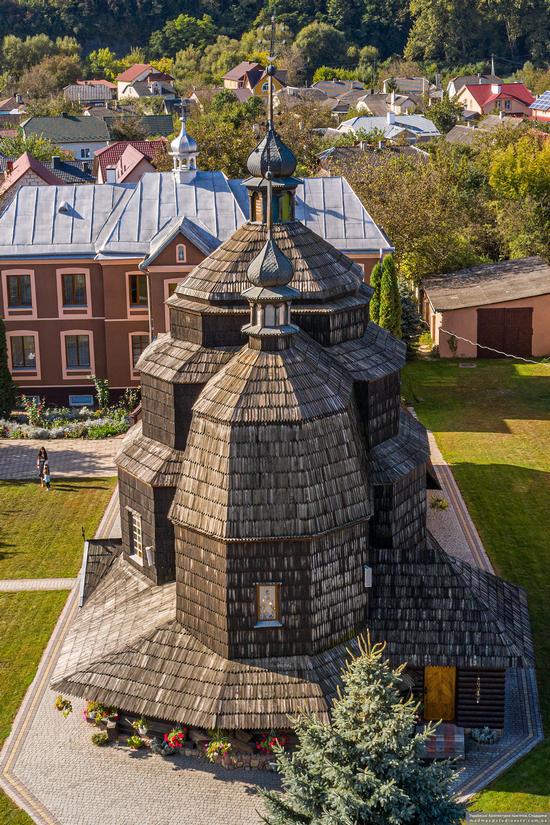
<box><xmin>457</xmin><ymin>82</ymin><xmax>535</xmax><ymax>117</ymax></box>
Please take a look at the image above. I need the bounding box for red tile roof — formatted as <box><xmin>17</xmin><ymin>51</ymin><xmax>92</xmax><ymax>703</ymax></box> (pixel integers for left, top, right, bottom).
<box><xmin>94</xmin><ymin>139</ymin><xmax>167</xmax><ymax>178</ymax></box>
<box><xmin>116</xmin><ymin>63</ymin><xmax>154</xmax><ymax>83</ymax></box>
<box><xmin>0</xmin><ymin>152</ymin><xmax>64</xmax><ymax>198</ymax></box>
<box><xmin>463</xmin><ymin>82</ymin><xmax>535</xmax><ymax>108</ymax></box>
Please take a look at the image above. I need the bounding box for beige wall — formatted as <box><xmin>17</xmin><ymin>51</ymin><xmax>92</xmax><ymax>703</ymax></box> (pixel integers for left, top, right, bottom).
<box><xmin>428</xmin><ymin>293</ymin><xmax>550</xmax><ymax>358</ymax></box>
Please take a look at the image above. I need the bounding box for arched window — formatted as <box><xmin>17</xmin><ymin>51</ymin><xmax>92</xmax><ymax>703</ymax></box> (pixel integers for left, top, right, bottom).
<box><xmin>176</xmin><ymin>244</ymin><xmax>186</xmax><ymax>263</ymax></box>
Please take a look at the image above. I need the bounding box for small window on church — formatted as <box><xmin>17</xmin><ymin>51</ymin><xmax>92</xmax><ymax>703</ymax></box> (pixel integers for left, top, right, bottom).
<box><xmin>256</xmin><ymin>584</ymin><xmax>281</xmax><ymax>626</ymax></box>
<box><xmin>279</xmin><ymin>192</ymin><xmax>292</xmax><ymax>222</ymax></box>
<box><xmin>128</xmin><ymin>509</ymin><xmax>143</xmax><ymax>563</ymax></box>
<box><xmin>176</xmin><ymin>244</ymin><xmax>186</xmax><ymax>263</ymax></box>
<box><xmin>251</xmin><ymin>192</ymin><xmax>263</xmax><ymax>222</ymax></box>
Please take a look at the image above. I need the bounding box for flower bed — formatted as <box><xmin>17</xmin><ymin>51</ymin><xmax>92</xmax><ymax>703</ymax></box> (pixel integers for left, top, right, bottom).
<box><xmin>0</xmin><ymin>406</ymin><xmax>130</xmax><ymax>440</ymax></box>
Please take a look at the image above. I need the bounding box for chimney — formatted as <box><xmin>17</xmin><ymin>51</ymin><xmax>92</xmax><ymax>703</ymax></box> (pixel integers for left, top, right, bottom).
<box><xmin>491</xmin><ymin>83</ymin><xmax>502</xmax><ymax>94</ymax></box>
<box><xmin>386</xmin><ymin>111</ymin><xmax>396</xmax><ymax>125</ymax></box>
<box><xmin>105</xmin><ymin>166</ymin><xmax>117</xmax><ymax>183</ymax></box>
<box><xmin>435</xmin><ymin>73</ymin><xmax>441</xmax><ymax>90</ymax></box>
<box><xmin>390</xmin><ymin>90</ymin><xmax>396</xmax><ymax>109</ymax></box>
<box><xmin>477</xmin><ymin>73</ymin><xmax>482</xmax><ymax>84</ymax></box>
<box><xmin>6</xmin><ymin>159</ymin><xmax>13</xmax><ymax>173</ymax></box>
<box><xmin>51</xmin><ymin>155</ymin><xmax>61</xmax><ymax>169</ymax></box>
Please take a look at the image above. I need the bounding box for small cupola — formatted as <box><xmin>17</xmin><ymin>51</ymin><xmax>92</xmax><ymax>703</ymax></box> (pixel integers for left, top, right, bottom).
<box><xmin>170</xmin><ymin>106</ymin><xmax>198</xmax><ymax>179</ymax></box>
<box><xmin>244</xmin><ymin>65</ymin><xmax>300</xmax><ymax>225</ymax></box>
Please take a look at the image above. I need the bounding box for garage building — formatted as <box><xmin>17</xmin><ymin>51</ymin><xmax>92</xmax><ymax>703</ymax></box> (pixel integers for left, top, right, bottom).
<box><xmin>421</xmin><ymin>256</ymin><xmax>550</xmax><ymax>358</ymax></box>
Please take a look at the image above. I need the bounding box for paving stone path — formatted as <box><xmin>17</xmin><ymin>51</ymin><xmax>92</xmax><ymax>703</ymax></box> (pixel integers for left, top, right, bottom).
<box><xmin>0</xmin><ymin>437</ymin><xmax>123</xmax><ymax>480</ymax></box>
<box><xmin>0</xmin><ymin>579</ymin><xmax>76</xmax><ymax>592</ymax></box>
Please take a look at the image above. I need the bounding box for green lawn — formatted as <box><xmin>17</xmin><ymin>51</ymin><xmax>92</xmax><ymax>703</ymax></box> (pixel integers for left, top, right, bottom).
<box><xmin>402</xmin><ymin>359</ymin><xmax>550</xmax><ymax>813</ymax></box>
<box><xmin>0</xmin><ymin>591</ymin><xmax>69</xmax><ymax>825</ymax></box>
<box><xmin>0</xmin><ymin>477</ymin><xmax>116</xmax><ymax>578</ymax></box>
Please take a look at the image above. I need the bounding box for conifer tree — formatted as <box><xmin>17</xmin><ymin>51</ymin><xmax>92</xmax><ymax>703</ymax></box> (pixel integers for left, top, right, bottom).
<box><xmin>262</xmin><ymin>637</ymin><xmax>464</xmax><ymax>825</ymax></box>
<box><xmin>0</xmin><ymin>318</ymin><xmax>16</xmax><ymax>419</ymax></box>
<box><xmin>369</xmin><ymin>261</ymin><xmax>382</xmax><ymax>325</ymax></box>
<box><xmin>379</xmin><ymin>254</ymin><xmax>402</xmax><ymax>338</ymax></box>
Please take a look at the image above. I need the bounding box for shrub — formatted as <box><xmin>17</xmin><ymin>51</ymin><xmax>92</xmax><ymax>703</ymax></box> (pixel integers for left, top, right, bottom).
<box><xmin>430</xmin><ymin>496</ymin><xmax>449</xmax><ymax>510</ymax></box>
<box><xmin>0</xmin><ymin>318</ymin><xmax>16</xmax><ymax>418</ymax></box>
<box><xmin>87</xmin><ymin>420</ymin><xmax>128</xmax><ymax>439</ymax></box>
<box><xmin>54</xmin><ymin>695</ymin><xmax>73</xmax><ymax>717</ymax></box>
<box><xmin>127</xmin><ymin>735</ymin><xmax>145</xmax><ymax>750</ymax></box>
<box><xmin>91</xmin><ymin>732</ymin><xmax>109</xmax><ymax>746</ymax></box>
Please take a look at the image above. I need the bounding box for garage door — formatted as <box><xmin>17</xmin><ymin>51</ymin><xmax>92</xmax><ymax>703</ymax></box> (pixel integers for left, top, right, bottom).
<box><xmin>477</xmin><ymin>307</ymin><xmax>533</xmax><ymax>358</ymax></box>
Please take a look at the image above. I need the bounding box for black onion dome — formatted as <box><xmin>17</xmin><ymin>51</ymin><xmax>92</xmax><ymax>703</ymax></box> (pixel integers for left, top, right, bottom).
<box><xmin>247</xmin><ymin>127</ymin><xmax>297</xmax><ymax>179</ymax></box>
<box><xmin>247</xmin><ymin>237</ymin><xmax>294</xmax><ymax>288</ymax></box>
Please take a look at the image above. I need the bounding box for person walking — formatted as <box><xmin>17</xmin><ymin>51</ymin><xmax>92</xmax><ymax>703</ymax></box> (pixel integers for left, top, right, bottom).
<box><xmin>36</xmin><ymin>447</ymin><xmax>48</xmax><ymax>488</ymax></box>
<box><xmin>43</xmin><ymin>460</ymin><xmax>51</xmax><ymax>491</ymax></box>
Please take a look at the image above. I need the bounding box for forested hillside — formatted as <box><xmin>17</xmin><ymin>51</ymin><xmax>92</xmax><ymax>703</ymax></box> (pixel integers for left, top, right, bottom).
<box><xmin>0</xmin><ymin>0</ymin><xmax>548</xmax><ymax>68</ymax></box>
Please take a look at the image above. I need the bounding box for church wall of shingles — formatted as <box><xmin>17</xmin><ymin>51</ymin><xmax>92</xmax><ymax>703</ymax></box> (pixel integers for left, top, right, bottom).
<box><xmin>309</xmin><ymin>522</ymin><xmax>369</xmax><ymax>652</ymax></box>
<box><xmin>370</xmin><ymin>465</ymin><xmax>427</xmax><ymax>549</ymax></box>
<box><xmin>225</xmin><ymin>537</ymin><xmax>312</xmax><ymax>659</ymax></box>
<box><xmin>294</xmin><ymin>305</ymin><xmax>367</xmax><ymax>347</ymax></box>
<box><xmin>170</xmin><ymin>305</ymin><xmax>203</xmax><ymax>344</ymax></box>
<box><xmin>353</xmin><ymin>372</ymin><xmax>401</xmax><ymax>448</ymax></box>
<box><xmin>119</xmin><ymin>469</ymin><xmax>176</xmax><ymax>585</ymax></box>
<box><xmin>141</xmin><ymin>374</ymin><xmax>203</xmax><ymax>451</ymax></box>
<box><xmin>175</xmin><ymin>525</ymin><xmax>230</xmax><ymax>658</ymax></box>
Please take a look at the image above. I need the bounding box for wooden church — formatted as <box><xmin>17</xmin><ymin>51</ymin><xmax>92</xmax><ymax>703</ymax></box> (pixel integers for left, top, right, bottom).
<box><xmin>53</xmin><ymin>70</ymin><xmax>533</xmax><ymax>734</ymax></box>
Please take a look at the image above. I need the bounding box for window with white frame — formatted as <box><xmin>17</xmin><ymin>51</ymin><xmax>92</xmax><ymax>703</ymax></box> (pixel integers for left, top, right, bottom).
<box><xmin>255</xmin><ymin>583</ymin><xmax>281</xmax><ymax>626</ymax></box>
<box><xmin>128</xmin><ymin>509</ymin><xmax>143</xmax><ymax>561</ymax></box>
<box><xmin>176</xmin><ymin>244</ymin><xmax>186</xmax><ymax>263</ymax></box>
<box><xmin>80</xmin><ymin>148</ymin><xmax>91</xmax><ymax>159</ymax></box>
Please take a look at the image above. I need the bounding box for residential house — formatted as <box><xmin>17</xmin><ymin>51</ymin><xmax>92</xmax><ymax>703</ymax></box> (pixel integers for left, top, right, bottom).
<box><xmin>529</xmin><ymin>91</ymin><xmax>550</xmax><ymax>122</ymax></box>
<box><xmin>0</xmin><ymin>153</ymin><xmax>95</xmax><ymax>206</ymax></box>
<box><xmin>422</xmin><ymin>257</ymin><xmax>550</xmax><ymax>358</ymax></box>
<box><xmin>447</xmin><ymin>74</ymin><xmax>502</xmax><ymax>99</ymax></box>
<box><xmin>317</xmin><ymin>143</ymin><xmax>428</xmax><ymax>174</ymax></box>
<box><xmin>100</xmin><ymin>114</ymin><xmax>174</xmax><ymax>139</ymax></box>
<box><xmin>357</xmin><ymin>91</ymin><xmax>417</xmax><ymax>116</ymax></box>
<box><xmin>21</xmin><ymin>114</ymin><xmax>110</xmax><ymax>159</ymax></box>
<box><xmin>456</xmin><ymin>82</ymin><xmax>535</xmax><ymax>117</ymax></box>
<box><xmin>116</xmin><ymin>64</ymin><xmax>176</xmax><ymax>102</ymax></box>
<box><xmin>337</xmin><ymin>112</ymin><xmax>440</xmax><ymax>143</ymax></box>
<box><xmin>222</xmin><ymin>61</ymin><xmax>286</xmax><ymax>97</ymax></box>
<box><xmin>0</xmin><ymin>129</ymin><xmax>392</xmax><ymax>404</ymax></box>
<box><xmin>64</xmin><ymin>80</ymin><xmax>117</xmax><ymax>106</ymax></box>
<box><xmin>188</xmin><ymin>87</ymin><xmax>253</xmax><ymax>109</ymax></box>
<box><xmin>94</xmin><ymin>140</ymin><xmax>167</xmax><ymax>183</ymax></box>
<box><xmin>0</xmin><ymin>95</ymin><xmax>25</xmax><ymax>117</ymax></box>
<box><xmin>382</xmin><ymin>76</ymin><xmax>432</xmax><ymax>95</ymax></box>
<box><xmin>445</xmin><ymin>115</ymin><xmax>525</xmax><ymax>145</ymax></box>
<box><xmin>312</xmin><ymin>79</ymin><xmax>365</xmax><ymax>98</ymax></box>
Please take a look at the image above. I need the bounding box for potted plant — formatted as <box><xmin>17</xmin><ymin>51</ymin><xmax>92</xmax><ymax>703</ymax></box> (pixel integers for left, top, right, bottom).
<box><xmin>132</xmin><ymin>718</ymin><xmax>149</xmax><ymax>736</ymax></box>
<box><xmin>471</xmin><ymin>727</ymin><xmax>499</xmax><ymax>748</ymax></box>
<box><xmin>163</xmin><ymin>726</ymin><xmax>187</xmax><ymax>754</ymax></box>
<box><xmin>205</xmin><ymin>735</ymin><xmax>231</xmax><ymax>764</ymax></box>
<box><xmin>256</xmin><ymin>731</ymin><xmax>287</xmax><ymax>755</ymax></box>
<box><xmin>91</xmin><ymin>731</ymin><xmax>109</xmax><ymax>746</ymax></box>
<box><xmin>127</xmin><ymin>735</ymin><xmax>145</xmax><ymax>750</ymax></box>
<box><xmin>54</xmin><ymin>695</ymin><xmax>73</xmax><ymax>718</ymax></box>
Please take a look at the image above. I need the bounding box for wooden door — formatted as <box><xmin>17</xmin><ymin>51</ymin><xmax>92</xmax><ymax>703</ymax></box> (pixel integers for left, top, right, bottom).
<box><xmin>424</xmin><ymin>666</ymin><xmax>456</xmax><ymax>721</ymax></box>
<box><xmin>477</xmin><ymin>308</ymin><xmax>533</xmax><ymax>358</ymax></box>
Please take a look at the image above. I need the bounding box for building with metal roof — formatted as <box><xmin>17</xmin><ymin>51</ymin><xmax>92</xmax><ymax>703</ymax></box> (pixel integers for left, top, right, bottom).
<box><xmin>530</xmin><ymin>90</ymin><xmax>550</xmax><ymax>121</ymax></box>
<box><xmin>421</xmin><ymin>257</ymin><xmax>550</xmax><ymax>358</ymax></box>
<box><xmin>337</xmin><ymin>113</ymin><xmax>440</xmax><ymax>143</ymax></box>
<box><xmin>21</xmin><ymin>114</ymin><xmax>111</xmax><ymax>160</ymax></box>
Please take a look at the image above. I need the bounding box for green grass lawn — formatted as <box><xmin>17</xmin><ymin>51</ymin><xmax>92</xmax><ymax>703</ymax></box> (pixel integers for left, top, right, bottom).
<box><xmin>0</xmin><ymin>591</ymin><xmax>69</xmax><ymax>825</ymax></box>
<box><xmin>0</xmin><ymin>477</ymin><xmax>116</xmax><ymax>579</ymax></box>
<box><xmin>402</xmin><ymin>359</ymin><xmax>550</xmax><ymax>813</ymax></box>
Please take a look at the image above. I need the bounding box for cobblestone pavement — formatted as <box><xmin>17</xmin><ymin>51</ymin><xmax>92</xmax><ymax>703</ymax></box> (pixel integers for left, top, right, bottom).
<box><xmin>0</xmin><ymin>437</ymin><xmax>123</xmax><ymax>480</ymax></box>
<box><xmin>0</xmin><ymin>578</ymin><xmax>76</xmax><ymax>592</ymax></box>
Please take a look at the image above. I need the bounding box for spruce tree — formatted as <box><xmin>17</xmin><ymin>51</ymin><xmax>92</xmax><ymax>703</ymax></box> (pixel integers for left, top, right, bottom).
<box><xmin>0</xmin><ymin>318</ymin><xmax>16</xmax><ymax>419</ymax></box>
<box><xmin>369</xmin><ymin>261</ymin><xmax>382</xmax><ymax>324</ymax></box>
<box><xmin>261</xmin><ymin>637</ymin><xmax>464</xmax><ymax>825</ymax></box>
